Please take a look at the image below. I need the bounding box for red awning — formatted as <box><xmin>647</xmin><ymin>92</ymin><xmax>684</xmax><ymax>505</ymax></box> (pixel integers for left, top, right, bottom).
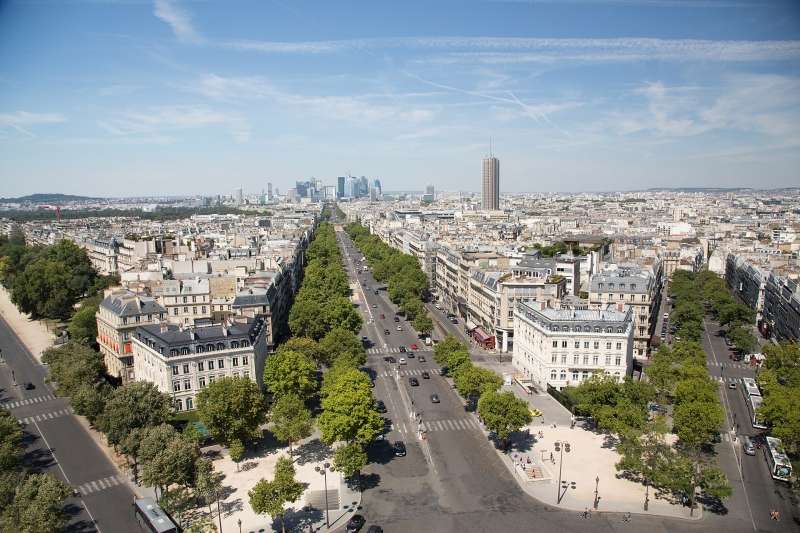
<box><xmin>473</xmin><ymin>327</ymin><xmax>493</xmax><ymax>343</ymax></box>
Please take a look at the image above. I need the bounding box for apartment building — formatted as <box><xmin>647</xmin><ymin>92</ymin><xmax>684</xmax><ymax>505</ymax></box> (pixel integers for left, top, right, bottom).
<box><xmin>762</xmin><ymin>273</ymin><xmax>800</xmax><ymax>342</ymax></box>
<box><xmin>725</xmin><ymin>254</ymin><xmax>765</xmax><ymax>318</ymax></box>
<box><xmin>512</xmin><ymin>302</ymin><xmax>634</xmax><ymax>392</ymax></box>
<box><xmin>151</xmin><ymin>278</ymin><xmax>212</xmax><ymax>326</ymax></box>
<box><xmin>96</xmin><ymin>288</ymin><xmax>166</xmax><ymax>382</ymax></box>
<box><xmin>588</xmin><ymin>262</ymin><xmax>662</xmax><ymax>356</ymax></box>
<box><xmin>132</xmin><ymin>317</ymin><xmax>269</xmax><ymax>411</ymax></box>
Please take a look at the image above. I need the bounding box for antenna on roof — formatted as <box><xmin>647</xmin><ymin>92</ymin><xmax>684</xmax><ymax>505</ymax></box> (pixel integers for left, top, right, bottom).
<box><xmin>489</xmin><ymin>137</ymin><xmax>493</xmax><ymax>158</ymax></box>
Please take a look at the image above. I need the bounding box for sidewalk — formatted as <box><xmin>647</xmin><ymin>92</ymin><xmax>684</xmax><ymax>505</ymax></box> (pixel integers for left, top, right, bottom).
<box><xmin>210</xmin><ymin>432</ymin><xmax>361</xmax><ymax>533</ymax></box>
<box><xmin>0</xmin><ymin>286</ymin><xmax>55</xmax><ymax>362</ymax></box>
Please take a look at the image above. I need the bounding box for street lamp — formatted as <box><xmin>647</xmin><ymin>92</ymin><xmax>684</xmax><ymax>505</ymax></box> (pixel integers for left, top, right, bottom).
<box><xmin>594</xmin><ymin>476</ymin><xmax>599</xmax><ymax>509</ymax></box>
<box><xmin>237</xmin><ymin>518</ymin><xmax>242</xmax><ymax>533</ymax></box>
<box><xmin>315</xmin><ymin>462</ymin><xmax>333</xmax><ymax>528</ymax></box>
<box><xmin>554</xmin><ymin>440</ymin><xmax>571</xmax><ymax>504</ymax></box>
<box><xmin>214</xmin><ymin>488</ymin><xmax>223</xmax><ymax>533</ymax></box>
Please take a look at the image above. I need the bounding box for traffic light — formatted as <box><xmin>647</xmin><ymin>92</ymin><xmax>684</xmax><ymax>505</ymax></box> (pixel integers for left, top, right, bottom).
<box><xmin>565</xmin><ymin>443</ymin><xmax>571</xmax><ymax>453</ymax></box>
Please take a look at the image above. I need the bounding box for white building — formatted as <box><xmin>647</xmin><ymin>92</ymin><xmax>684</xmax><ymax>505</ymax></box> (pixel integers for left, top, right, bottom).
<box><xmin>132</xmin><ymin>317</ymin><xmax>269</xmax><ymax>411</ymax></box>
<box><xmin>512</xmin><ymin>302</ymin><xmax>634</xmax><ymax>392</ymax></box>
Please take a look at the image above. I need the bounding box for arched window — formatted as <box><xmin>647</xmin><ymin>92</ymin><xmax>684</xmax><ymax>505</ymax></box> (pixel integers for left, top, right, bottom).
<box><xmin>230</xmin><ymin>341</ymin><xmax>240</xmax><ymax>349</ymax></box>
<box><xmin>216</xmin><ymin>342</ymin><xmax>225</xmax><ymax>350</ymax></box>
<box><xmin>594</xmin><ymin>327</ymin><xmax>601</xmax><ymax>333</ymax></box>
<box><xmin>240</xmin><ymin>340</ymin><xmax>249</xmax><ymax>347</ymax></box>
<box><xmin>206</xmin><ymin>344</ymin><xmax>215</xmax><ymax>352</ymax></box>
<box><xmin>175</xmin><ymin>399</ymin><xmax>183</xmax><ymax>411</ymax></box>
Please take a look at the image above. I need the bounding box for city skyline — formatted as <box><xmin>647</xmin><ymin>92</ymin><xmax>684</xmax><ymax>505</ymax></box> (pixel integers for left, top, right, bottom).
<box><xmin>1</xmin><ymin>1</ymin><xmax>799</xmax><ymax>197</ymax></box>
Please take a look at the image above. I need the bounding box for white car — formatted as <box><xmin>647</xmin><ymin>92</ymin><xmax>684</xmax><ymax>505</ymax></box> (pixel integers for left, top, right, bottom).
<box><xmin>399</xmin><ymin>358</ymin><xmax>407</xmax><ymax>365</ymax></box>
<box><xmin>396</xmin><ymin>325</ymin><xmax>402</xmax><ymax>331</ymax></box>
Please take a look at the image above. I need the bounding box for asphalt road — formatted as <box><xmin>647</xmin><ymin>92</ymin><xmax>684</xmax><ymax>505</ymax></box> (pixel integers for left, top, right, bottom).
<box><xmin>0</xmin><ymin>315</ymin><xmax>140</xmax><ymax>533</ymax></box>
<box><xmin>699</xmin><ymin>317</ymin><xmax>798</xmax><ymax>532</ymax></box>
<box><xmin>335</xmin><ymin>227</ymin><xmax>752</xmax><ymax>533</ymax></box>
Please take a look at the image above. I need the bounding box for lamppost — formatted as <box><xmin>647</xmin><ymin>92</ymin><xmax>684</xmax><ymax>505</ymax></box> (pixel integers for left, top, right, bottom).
<box><xmin>214</xmin><ymin>488</ymin><xmax>223</xmax><ymax>533</ymax></box>
<box><xmin>315</xmin><ymin>462</ymin><xmax>333</xmax><ymax>528</ymax></box>
<box><xmin>594</xmin><ymin>476</ymin><xmax>599</xmax><ymax>509</ymax></box>
<box><xmin>237</xmin><ymin>518</ymin><xmax>242</xmax><ymax>533</ymax></box>
<box><xmin>554</xmin><ymin>440</ymin><xmax>571</xmax><ymax>504</ymax></box>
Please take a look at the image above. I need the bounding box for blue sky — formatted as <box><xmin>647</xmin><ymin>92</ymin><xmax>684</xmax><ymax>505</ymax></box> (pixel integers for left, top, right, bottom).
<box><xmin>1</xmin><ymin>0</ymin><xmax>799</xmax><ymax>197</ymax></box>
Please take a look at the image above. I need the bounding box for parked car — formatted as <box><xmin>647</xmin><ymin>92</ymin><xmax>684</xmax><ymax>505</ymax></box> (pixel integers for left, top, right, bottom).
<box><xmin>421</xmin><ymin>371</ymin><xmax>430</xmax><ymax>379</ymax></box>
<box><xmin>23</xmin><ymin>382</ymin><xmax>35</xmax><ymax>390</ymax></box>
<box><xmin>366</xmin><ymin>526</ymin><xmax>384</xmax><ymax>533</ymax></box>
<box><xmin>346</xmin><ymin>514</ymin><xmax>366</xmax><ymax>533</ymax></box>
<box><xmin>386</xmin><ymin>356</ymin><xmax>396</xmax><ymax>364</ymax></box>
<box><xmin>430</xmin><ymin>394</ymin><xmax>440</xmax><ymax>403</ymax></box>
<box><xmin>728</xmin><ymin>381</ymin><xmax>737</xmax><ymax>389</ymax></box>
<box><xmin>376</xmin><ymin>400</ymin><xmax>387</xmax><ymax>413</ymax></box>
<box><xmin>418</xmin><ymin>355</ymin><xmax>426</xmax><ymax>363</ymax></box>
<box><xmin>399</xmin><ymin>358</ymin><xmax>407</xmax><ymax>365</ymax></box>
<box><xmin>396</xmin><ymin>326</ymin><xmax>402</xmax><ymax>331</ymax></box>
<box><xmin>372</xmin><ymin>304</ymin><xmax>377</xmax><ymax>308</ymax></box>
<box><xmin>394</xmin><ymin>316</ymin><xmax>400</xmax><ymax>323</ymax></box>
<box><xmin>393</xmin><ymin>441</ymin><xmax>406</xmax><ymax>456</ymax></box>
<box><xmin>410</xmin><ymin>343</ymin><xmax>419</xmax><ymax>350</ymax></box>
<box><xmin>384</xmin><ymin>329</ymin><xmax>390</xmax><ymax>335</ymax></box>
<box><xmin>374</xmin><ymin>290</ymin><xmax>379</xmax><ymax>295</ymax></box>
<box><xmin>409</xmin><ymin>377</ymin><xmax>419</xmax><ymax>386</ymax></box>
<box><xmin>399</xmin><ymin>346</ymin><xmax>406</xmax><ymax>352</ymax></box>
<box><xmin>450</xmin><ymin>318</ymin><xmax>458</xmax><ymax>324</ymax></box>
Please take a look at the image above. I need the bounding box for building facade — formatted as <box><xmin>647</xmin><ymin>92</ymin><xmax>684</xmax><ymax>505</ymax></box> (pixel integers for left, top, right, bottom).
<box><xmin>132</xmin><ymin>317</ymin><xmax>269</xmax><ymax>411</ymax></box>
<box><xmin>481</xmin><ymin>156</ymin><xmax>500</xmax><ymax>211</ymax></box>
<box><xmin>96</xmin><ymin>289</ymin><xmax>166</xmax><ymax>383</ymax></box>
<box><xmin>588</xmin><ymin>262</ymin><xmax>662</xmax><ymax>357</ymax></box>
<box><xmin>512</xmin><ymin>302</ymin><xmax>634</xmax><ymax>392</ymax></box>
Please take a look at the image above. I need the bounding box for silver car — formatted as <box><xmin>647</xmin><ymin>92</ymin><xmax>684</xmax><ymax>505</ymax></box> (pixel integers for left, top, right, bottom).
<box><xmin>742</xmin><ymin>435</ymin><xmax>755</xmax><ymax>456</ymax></box>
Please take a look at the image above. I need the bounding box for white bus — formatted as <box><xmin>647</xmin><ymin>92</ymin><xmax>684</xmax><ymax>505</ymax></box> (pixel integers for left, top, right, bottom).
<box><xmin>741</xmin><ymin>377</ymin><xmax>767</xmax><ymax>429</ymax></box>
<box><xmin>765</xmin><ymin>436</ymin><xmax>793</xmax><ymax>482</ymax></box>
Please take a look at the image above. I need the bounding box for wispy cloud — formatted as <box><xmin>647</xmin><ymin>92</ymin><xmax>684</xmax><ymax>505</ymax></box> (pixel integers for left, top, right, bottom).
<box><xmin>0</xmin><ymin>111</ymin><xmax>66</xmax><ymax>137</ymax></box>
<box><xmin>185</xmin><ymin>74</ymin><xmax>437</xmax><ymax>127</ymax></box>
<box><xmin>100</xmin><ymin>105</ymin><xmax>249</xmax><ymax>141</ymax></box>
<box><xmin>153</xmin><ymin>0</ymin><xmax>202</xmax><ymax>43</ymax></box>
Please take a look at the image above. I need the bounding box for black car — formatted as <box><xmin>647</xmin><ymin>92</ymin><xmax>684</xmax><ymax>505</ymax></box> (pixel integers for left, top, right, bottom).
<box><xmin>430</xmin><ymin>394</ymin><xmax>440</xmax><ymax>403</ymax></box>
<box><xmin>366</xmin><ymin>526</ymin><xmax>384</xmax><ymax>533</ymax></box>
<box><xmin>346</xmin><ymin>514</ymin><xmax>366</xmax><ymax>533</ymax></box>
<box><xmin>399</xmin><ymin>346</ymin><xmax>406</xmax><ymax>353</ymax></box>
<box><xmin>374</xmin><ymin>290</ymin><xmax>379</xmax><ymax>295</ymax></box>
<box><xmin>407</xmin><ymin>352</ymin><xmax>415</xmax><ymax>358</ymax></box>
<box><xmin>394</xmin><ymin>316</ymin><xmax>400</xmax><ymax>322</ymax></box>
<box><xmin>384</xmin><ymin>329</ymin><xmax>390</xmax><ymax>335</ymax></box>
<box><xmin>409</xmin><ymin>377</ymin><xmax>419</xmax><ymax>386</ymax></box>
<box><xmin>393</xmin><ymin>441</ymin><xmax>407</xmax><ymax>456</ymax></box>
<box><xmin>386</xmin><ymin>356</ymin><xmax>397</xmax><ymax>364</ymax></box>
<box><xmin>421</xmin><ymin>371</ymin><xmax>430</xmax><ymax>379</ymax></box>
<box><xmin>418</xmin><ymin>356</ymin><xmax>426</xmax><ymax>363</ymax></box>
<box><xmin>23</xmin><ymin>382</ymin><xmax>35</xmax><ymax>390</ymax></box>
<box><xmin>376</xmin><ymin>400</ymin><xmax>387</xmax><ymax>413</ymax></box>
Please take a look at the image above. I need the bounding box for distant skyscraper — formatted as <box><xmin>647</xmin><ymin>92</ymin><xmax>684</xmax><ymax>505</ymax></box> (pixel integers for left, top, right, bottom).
<box><xmin>267</xmin><ymin>182</ymin><xmax>273</xmax><ymax>201</ymax></box>
<box><xmin>372</xmin><ymin>179</ymin><xmax>382</xmax><ymax>197</ymax></box>
<box><xmin>337</xmin><ymin>176</ymin><xmax>345</xmax><ymax>198</ymax></box>
<box><xmin>423</xmin><ymin>184</ymin><xmax>435</xmax><ymax>203</ymax></box>
<box><xmin>482</xmin><ymin>154</ymin><xmax>499</xmax><ymax>210</ymax></box>
<box><xmin>236</xmin><ymin>187</ymin><xmax>244</xmax><ymax>206</ymax></box>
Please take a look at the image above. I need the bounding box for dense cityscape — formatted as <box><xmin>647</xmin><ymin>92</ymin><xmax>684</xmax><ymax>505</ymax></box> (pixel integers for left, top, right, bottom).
<box><xmin>1</xmin><ymin>1</ymin><xmax>799</xmax><ymax>533</ymax></box>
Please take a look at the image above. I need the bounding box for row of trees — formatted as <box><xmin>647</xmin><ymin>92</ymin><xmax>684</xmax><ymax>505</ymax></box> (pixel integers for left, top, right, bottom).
<box><xmin>344</xmin><ymin>222</ymin><xmax>434</xmax><ymax>336</ymax></box>
<box><xmin>757</xmin><ymin>342</ymin><xmax>800</xmax><ymax>455</ymax></box>
<box><xmin>566</xmin><ymin>340</ymin><xmax>731</xmax><ymax>511</ymax></box>
<box><xmin>433</xmin><ymin>336</ymin><xmax>532</xmax><ymax>445</ymax></box>
<box><xmin>670</xmin><ymin>270</ymin><xmax>756</xmax><ymax>353</ymax></box>
<box><xmin>1</xmin><ymin>407</ymin><xmax>73</xmax><ymax>532</ymax></box>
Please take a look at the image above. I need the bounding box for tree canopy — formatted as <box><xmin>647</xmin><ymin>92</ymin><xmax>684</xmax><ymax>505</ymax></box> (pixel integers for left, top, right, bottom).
<box><xmin>196</xmin><ymin>376</ymin><xmax>267</xmax><ymax>447</ymax></box>
<box><xmin>477</xmin><ymin>389</ymin><xmax>532</xmax><ymax>442</ymax></box>
<box><xmin>98</xmin><ymin>381</ymin><xmax>172</xmax><ymax>447</ymax></box>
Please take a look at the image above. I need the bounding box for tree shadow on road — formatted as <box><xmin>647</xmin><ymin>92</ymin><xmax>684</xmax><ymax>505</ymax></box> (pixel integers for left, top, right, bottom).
<box><xmin>359</xmin><ymin>472</ymin><xmax>381</xmax><ymax>492</ymax></box>
<box><xmin>277</xmin><ymin>505</ymin><xmax>323</xmax><ymax>533</ymax></box>
<box><xmin>62</xmin><ymin>502</ymin><xmax>96</xmax><ymax>533</ymax></box>
<box><xmin>366</xmin><ymin>440</ymin><xmax>395</xmax><ymax>465</ymax></box>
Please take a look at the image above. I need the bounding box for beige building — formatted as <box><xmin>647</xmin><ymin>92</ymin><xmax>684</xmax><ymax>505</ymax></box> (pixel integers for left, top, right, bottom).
<box><xmin>151</xmin><ymin>278</ymin><xmax>212</xmax><ymax>326</ymax></box>
<box><xmin>482</xmin><ymin>156</ymin><xmax>500</xmax><ymax>211</ymax></box>
<box><xmin>96</xmin><ymin>288</ymin><xmax>166</xmax><ymax>382</ymax></box>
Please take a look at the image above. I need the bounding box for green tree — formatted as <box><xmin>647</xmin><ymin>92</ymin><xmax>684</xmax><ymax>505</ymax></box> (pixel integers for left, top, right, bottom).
<box><xmin>333</xmin><ymin>442</ymin><xmax>367</xmax><ymax>480</ymax></box>
<box><xmin>270</xmin><ymin>394</ymin><xmax>313</xmax><ymax>455</ymax></box>
<box><xmin>288</xmin><ymin>298</ymin><xmax>330</xmax><ymax>340</ymax></box>
<box><xmin>477</xmin><ymin>389</ymin><xmax>532</xmax><ymax>444</ymax></box>
<box><xmin>138</xmin><ymin>424</ymin><xmax>198</xmax><ymax>499</ymax></box>
<box><xmin>412</xmin><ymin>313</ymin><xmax>434</xmax><ymax>336</ymax></box>
<box><xmin>229</xmin><ymin>439</ymin><xmax>246</xmax><ymax>472</ymax></box>
<box><xmin>263</xmin><ymin>350</ymin><xmax>318</xmax><ymax>401</ymax></box>
<box><xmin>42</xmin><ymin>342</ymin><xmax>106</xmax><ymax>397</ymax></box>
<box><xmin>0</xmin><ymin>473</ymin><xmax>72</xmax><ymax>533</ymax></box>
<box><xmin>196</xmin><ymin>376</ymin><xmax>267</xmax><ymax>447</ymax></box>
<box><xmin>672</xmin><ymin>400</ymin><xmax>724</xmax><ymax>449</ymax></box>
<box><xmin>68</xmin><ymin>298</ymin><xmax>100</xmax><ymax>345</ymax></box>
<box><xmin>192</xmin><ymin>457</ymin><xmax>223</xmax><ymax>512</ymax></box>
<box><xmin>674</xmin><ymin>378</ymin><xmax>717</xmax><ymax>406</ymax></box>
<box><xmin>249</xmin><ymin>457</ymin><xmax>305</xmax><ymax>533</ymax></box>
<box><xmin>98</xmin><ymin>382</ymin><xmax>172</xmax><ymax>447</ymax></box>
<box><xmin>452</xmin><ymin>365</ymin><xmax>502</xmax><ymax>406</ymax></box>
<box><xmin>433</xmin><ymin>335</ymin><xmax>466</xmax><ymax>366</ymax></box>
<box><xmin>318</xmin><ymin>368</ymin><xmax>382</xmax><ymax>445</ymax></box>
<box><xmin>324</xmin><ymin>296</ymin><xmax>362</xmax><ymax>334</ymax></box>
<box><xmin>71</xmin><ymin>382</ymin><xmax>111</xmax><ymax>425</ymax></box>
<box><xmin>319</xmin><ymin>327</ymin><xmax>366</xmax><ymax>369</ymax></box>
<box><xmin>725</xmin><ymin>324</ymin><xmax>756</xmax><ymax>354</ymax></box>
<box><xmin>0</xmin><ymin>408</ymin><xmax>23</xmax><ymax>472</ymax></box>
<box><xmin>277</xmin><ymin>337</ymin><xmax>325</xmax><ymax>367</ymax></box>
<box><xmin>757</xmin><ymin>382</ymin><xmax>800</xmax><ymax>454</ymax></box>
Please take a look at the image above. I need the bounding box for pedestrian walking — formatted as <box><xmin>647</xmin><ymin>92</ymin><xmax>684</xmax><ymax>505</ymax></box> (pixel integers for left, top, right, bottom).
<box><xmin>623</xmin><ymin>512</ymin><xmax>631</xmax><ymax>522</ymax></box>
<box><xmin>550</xmin><ymin>452</ymin><xmax>554</xmax><ymax>463</ymax></box>
<box><xmin>583</xmin><ymin>508</ymin><xmax>589</xmax><ymax>519</ymax></box>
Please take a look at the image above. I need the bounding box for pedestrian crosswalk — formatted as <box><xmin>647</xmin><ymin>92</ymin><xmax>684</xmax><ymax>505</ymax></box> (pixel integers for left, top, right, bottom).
<box><xmin>707</xmin><ymin>361</ymin><xmax>752</xmax><ymax>370</ymax></box>
<box><xmin>75</xmin><ymin>475</ymin><xmax>126</xmax><ymax>496</ymax></box>
<box><xmin>2</xmin><ymin>394</ymin><xmax>56</xmax><ymax>409</ymax></box>
<box><xmin>423</xmin><ymin>417</ymin><xmax>482</xmax><ymax>433</ymax></box>
<box><xmin>367</xmin><ymin>346</ymin><xmax>433</xmax><ymax>355</ymax></box>
<box><xmin>17</xmin><ymin>407</ymin><xmax>74</xmax><ymax>425</ymax></box>
<box><xmin>714</xmin><ymin>376</ymin><xmax>741</xmax><ymax>383</ymax></box>
<box><xmin>377</xmin><ymin>368</ymin><xmax>441</xmax><ymax>377</ymax></box>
